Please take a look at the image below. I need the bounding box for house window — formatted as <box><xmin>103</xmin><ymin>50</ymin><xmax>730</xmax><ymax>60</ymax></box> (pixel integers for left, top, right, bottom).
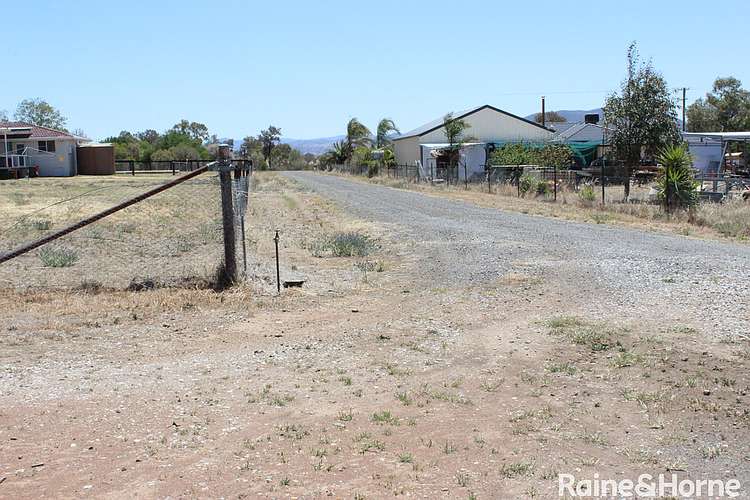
<box><xmin>38</xmin><ymin>140</ymin><xmax>56</xmax><ymax>152</ymax></box>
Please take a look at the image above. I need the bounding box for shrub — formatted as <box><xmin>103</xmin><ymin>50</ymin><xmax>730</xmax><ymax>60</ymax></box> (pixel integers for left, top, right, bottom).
<box><xmin>312</xmin><ymin>232</ymin><xmax>375</xmax><ymax>257</ymax></box>
<box><xmin>38</xmin><ymin>246</ymin><xmax>78</xmax><ymax>267</ymax></box>
<box><xmin>29</xmin><ymin>218</ymin><xmax>52</xmax><ymax>231</ymax></box>
<box><xmin>656</xmin><ymin>145</ymin><xmax>698</xmax><ymax>209</ymax></box>
<box><xmin>578</xmin><ymin>185</ymin><xmax>597</xmax><ymax>206</ymax></box>
<box><xmin>519</xmin><ymin>174</ymin><xmax>536</xmax><ymax>196</ymax></box>
<box><xmin>535</xmin><ymin>179</ymin><xmax>550</xmax><ymax>196</ymax></box>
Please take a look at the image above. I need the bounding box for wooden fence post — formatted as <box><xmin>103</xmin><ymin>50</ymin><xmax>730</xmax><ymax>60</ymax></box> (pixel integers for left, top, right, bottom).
<box><xmin>218</xmin><ymin>144</ymin><xmax>237</xmax><ymax>285</ymax></box>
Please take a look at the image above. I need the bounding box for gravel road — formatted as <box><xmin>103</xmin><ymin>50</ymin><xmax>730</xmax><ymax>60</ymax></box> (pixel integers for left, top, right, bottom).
<box><xmin>285</xmin><ymin>172</ymin><xmax>750</xmax><ymax>336</ymax></box>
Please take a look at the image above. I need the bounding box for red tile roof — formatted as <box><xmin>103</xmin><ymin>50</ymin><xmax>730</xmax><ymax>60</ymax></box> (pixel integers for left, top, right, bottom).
<box><xmin>0</xmin><ymin>121</ymin><xmax>76</xmax><ymax>139</ymax></box>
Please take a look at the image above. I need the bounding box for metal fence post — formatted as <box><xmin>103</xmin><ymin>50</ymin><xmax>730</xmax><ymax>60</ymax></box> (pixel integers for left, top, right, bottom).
<box><xmin>553</xmin><ymin>166</ymin><xmax>557</xmax><ymax>202</ymax></box>
<box><xmin>130</xmin><ymin>160</ymin><xmax>135</xmax><ymax>176</ymax></box>
<box><xmin>274</xmin><ymin>230</ymin><xmax>281</xmax><ymax>294</ymax></box>
<box><xmin>517</xmin><ymin>167</ymin><xmax>521</xmax><ymax>197</ymax></box>
<box><xmin>218</xmin><ymin>144</ymin><xmax>238</xmax><ymax>285</ymax></box>
<box><xmin>464</xmin><ymin>163</ymin><xmax>468</xmax><ymax>190</ymax></box>
<box><xmin>601</xmin><ymin>160</ymin><xmax>605</xmax><ymax>205</ymax></box>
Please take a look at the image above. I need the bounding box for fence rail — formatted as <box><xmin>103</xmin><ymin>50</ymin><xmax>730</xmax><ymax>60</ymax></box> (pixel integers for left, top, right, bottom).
<box><xmin>115</xmin><ymin>159</ymin><xmax>219</xmax><ymax>175</ymax></box>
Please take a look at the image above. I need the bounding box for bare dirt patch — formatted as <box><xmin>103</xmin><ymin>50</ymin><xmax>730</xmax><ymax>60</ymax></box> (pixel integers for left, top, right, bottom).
<box><xmin>0</xmin><ymin>172</ymin><xmax>748</xmax><ymax>498</ymax></box>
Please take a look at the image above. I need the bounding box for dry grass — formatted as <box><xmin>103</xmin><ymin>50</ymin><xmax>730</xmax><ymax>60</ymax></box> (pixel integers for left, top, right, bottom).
<box><xmin>0</xmin><ymin>173</ymin><xmax>224</xmax><ymax>289</ymax></box>
<box><xmin>346</xmin><ymin>173</ymin><xmax>750</xmax><ymax>242</ymax></box>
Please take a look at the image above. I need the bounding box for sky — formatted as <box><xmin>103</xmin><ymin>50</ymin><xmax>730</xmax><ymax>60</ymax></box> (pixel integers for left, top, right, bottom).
<box><xmin>3</xmin><ymin>0</ymin><xmax>749</xmax><ymax>141</ymax></box>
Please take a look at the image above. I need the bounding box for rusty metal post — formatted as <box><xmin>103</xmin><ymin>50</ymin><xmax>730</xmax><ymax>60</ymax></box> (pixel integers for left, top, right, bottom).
<box><xmin>274</xmin><ymin>230</ymin><xmax>281</xmax><ymax>294</ymax></box>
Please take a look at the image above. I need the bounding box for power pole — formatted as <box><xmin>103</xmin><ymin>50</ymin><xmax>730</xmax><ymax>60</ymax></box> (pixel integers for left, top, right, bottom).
<box><xmin>681</xmin><ymin>87</ymin><xmax>687</xmax><ymax>132</ymax></box>
<box><xmin>541</xmin><ymin>96</ymin><xmax>546</xmax><ymax>128</ymax></box>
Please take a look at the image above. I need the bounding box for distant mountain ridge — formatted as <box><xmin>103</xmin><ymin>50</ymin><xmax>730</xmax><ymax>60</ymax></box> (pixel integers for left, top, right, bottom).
<box><xmin>281</xmin><ymin>135</ymin><xmax>345</xmax><ymax>155</ymax></box>
<box><xmin>231</xmin><ymin>109</ymin><xmax>605</xmax><ymax>155</ymax></box>
<box><xmin>524</xmin><ymin>108</ymin><xmax>604</xmax><ymax>124</ymax></box>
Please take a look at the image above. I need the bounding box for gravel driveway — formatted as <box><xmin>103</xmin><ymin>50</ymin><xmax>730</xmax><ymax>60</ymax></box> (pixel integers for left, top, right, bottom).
<box><xmin>285</xmin><ymin>172</ymin><xmax>750</xmax><ymax>336</ymax></box>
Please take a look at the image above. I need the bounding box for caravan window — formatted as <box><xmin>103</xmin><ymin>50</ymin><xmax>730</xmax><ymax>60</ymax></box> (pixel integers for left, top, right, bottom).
<box><xmin>38</xmin><ymin>140</ymin><xmax>56</xmax><ymax>152</ymax></box>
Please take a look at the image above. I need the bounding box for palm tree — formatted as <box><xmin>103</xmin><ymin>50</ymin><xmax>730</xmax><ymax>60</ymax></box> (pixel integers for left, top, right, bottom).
<box><xmin>345</xmin><ymin>118</ymin><xmax>371</xmax><ymax>162</ymax></box>
<box><xmin>376</xmin><ymin>118</ymin><xmax>400</xmax><ymax>149</ymax></box>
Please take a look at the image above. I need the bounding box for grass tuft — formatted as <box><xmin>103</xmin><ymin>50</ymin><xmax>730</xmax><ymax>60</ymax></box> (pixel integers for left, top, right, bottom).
<box><xmin>38</xmin><ymin>246</ymin><xmax>79</xmax><ymax>267</ymax></box>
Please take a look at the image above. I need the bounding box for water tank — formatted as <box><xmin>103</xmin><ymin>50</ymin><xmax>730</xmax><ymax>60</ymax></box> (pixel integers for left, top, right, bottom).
<box><xmin>584</xmin><ymin>114</ymin><xmax>600</xmax><ymax>124</ymax></box>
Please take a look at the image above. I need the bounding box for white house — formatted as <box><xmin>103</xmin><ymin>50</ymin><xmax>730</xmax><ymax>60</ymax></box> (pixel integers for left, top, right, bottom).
<box><xmin>392</xmin><ymin>105</ymin><xmax>554</xmax><ymax>180</ymax></box>
<box><xmin>1</xmin><ymin>122</ymin><xmax>89</xmax><ymax>177</ymax></box>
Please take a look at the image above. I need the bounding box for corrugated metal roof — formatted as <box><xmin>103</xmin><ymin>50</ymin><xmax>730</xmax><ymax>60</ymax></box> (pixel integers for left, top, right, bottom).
<box><xmin>394</xmin><ymin>105</ymin><xmax>552</xmax><ymax>140</ymax></box>
<box><xmin>552</xmin><ymin>122</ymin><xmax>608</xmax><ymax>142</ymax></box>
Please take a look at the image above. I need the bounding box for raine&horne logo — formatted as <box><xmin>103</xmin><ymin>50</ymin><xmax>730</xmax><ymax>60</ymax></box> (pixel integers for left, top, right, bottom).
<box><xmin>558</xmin><ymin>473</ymin><xmax>742</xmax><ymax>498</ymax></box>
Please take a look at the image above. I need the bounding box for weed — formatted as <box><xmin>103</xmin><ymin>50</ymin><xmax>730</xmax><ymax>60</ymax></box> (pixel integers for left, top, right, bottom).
<box><xmin>337</xmin><ymin>409</ymin><xmax>353</xmax><ymax>422</ymax></box>
<box><xmin>480</xmin><ymin>379</ymin><xmax>503</xmax><ymax>392</ymax></box>
<box><xmin>546</xmin><ymin>316</ymin><xmax>586</xmax><ymax>329</ymax></box>
<box><xmin>28</xmin><ymin>218</ymin><xmax>52</xmax><ymax>231</ymax></box>
<box><xmin>546</xmin><ymin>362</ymin><xmax>577</xmax><ymax>375</ymax></box>
<box><xmin>38</xmin><ymin>246</ymin><xmax>79</xmax><ymax>267</ymax></box>
<box><xmin>456</xmin><ymin>471</ymin><xmax>471</xmax><ymax>487</ymax></box>
<box><xmin>579</xmin><ymin>430</ymin><xmax>608</xmax><ymax>446</ymax></box>
<box><xmin>700</xmin><ymin>444</ymin><xmax>724</xmax><ymax>459</ymax></box>
<box><xmin>443</xmin><ymin>442</ymin><xmax>457</xmax><ymax>454</ymax></box>
<box><xmin>611</xmin><ymin>351</ymin><xmax>643</xmax><ymax>368</ymax></box>
<box><xmin>371</xmin><ymin>410</ymin><xmax>399</xmax><ymax>425</ymax></box>
<box><xmin>398</xmin><ymin>452</ymin><xmax>413</xmax><ymax>463</ymax></box>
<box><xmin>312</xmin><ymin>231</ymin><xmax>375</xmax><ymax>257</ymax></box>
<box><xmin>395</xmin><ymin>392</ymin><xmax>413</xmax><ymax>406</ymax></box>
<box><xmin>359</xmin><ymin>438</ymin><xmax>385</xmax><ymax>454</ymax></box>
<box><xmin>384</xmin><ymin>363</ymin><xmax>412</xmax><ymax>377</ymax></box>
<box><xmin>499</xmin><ymin>460</ymin><xmax>535</xmax><ymax>479</ymax></box>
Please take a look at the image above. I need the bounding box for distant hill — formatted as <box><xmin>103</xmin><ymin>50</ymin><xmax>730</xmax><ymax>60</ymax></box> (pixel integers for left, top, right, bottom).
<box><xmin>229</xmin><ymin>136</ymin><xmax>344</xmax><ymax>155</ymax></box>
<box><xmin>525</xmin><ymin>108</ymin><xmax>604</xmax><ymax>124</ymax></box>
<box><xmin>281</xmin><ymin>135</ymin><xmax>345</xmax><ymax>155</ymax></box>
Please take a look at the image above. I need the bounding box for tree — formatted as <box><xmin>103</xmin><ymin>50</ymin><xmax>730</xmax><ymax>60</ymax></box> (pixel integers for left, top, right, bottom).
<box><xmin>345</xmin><ymin>118</ymin><xmax>371</xmax><ymax>163</ymax></box>
<box><xmin>604</xmin><ymin>43</ymin><xmax>679</xmax><ymax>199</ymax></box>
<box><xmin>376</xmin><ymin>118</ymin><xmax>399</xmax><ymax>148</ymax></box>
<box><xmin>137</xmin><ymin>129</ymin><xmax>160</xmax><ymax>144</ymax></box>
<box><xmin>533</xmin><ymin>111</ymin><xmax>567</xmax><ymax>124</ymax></box>
<box><xmin>0</xmin><ymin>110</ymin><xmax>8</xmax><ymax>121</ymax></box>
<box><xmin>71</xmin><ymin>128</ymin><xmax>87</xmax><ymax>138</ymax></box>
<box><xmin>442</xmin><ymin>113</ymin><xmax>472</xmax><ymax>177</ymax></box>
<box><xmin>687</xmin><ymin>77</ymin><xmax>750</xmax><ymax>132</ymax></box>
<box><xmin>14</xmin><ymin>98</ymin><xmax>67</xmax><ymax>130</ymax></box>
<box><xmin>270</xmin><ymin>143</ymin><xmax>304</xmax><ymax>170</ymax></box>
<box><xmin>171</xmin><ymin>120</ymin><xmax>209</xmax><ymax>142</ymax></box>
<box><xmin>258</xmin><ymin>125</ymin><xmax>282</xmax><ymax>169</ymax></box>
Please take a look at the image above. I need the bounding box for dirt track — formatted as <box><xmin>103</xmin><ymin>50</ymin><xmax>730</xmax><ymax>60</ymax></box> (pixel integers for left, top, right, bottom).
<box><xmin>1</xmin><ymin>172</ymin><xmax>748</xmax><ymax>499</ymax></box>
<box><xmin>286</xmin><ymin>171</ymin><xmax>750</xmax><ymax>336</ymax></box>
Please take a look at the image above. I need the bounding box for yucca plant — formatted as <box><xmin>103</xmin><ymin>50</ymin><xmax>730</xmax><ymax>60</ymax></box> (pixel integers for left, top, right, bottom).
<box><xmin>656</xmin><ymin>145</ymin><xmax>698</xmax><ymax>210</ymax></box>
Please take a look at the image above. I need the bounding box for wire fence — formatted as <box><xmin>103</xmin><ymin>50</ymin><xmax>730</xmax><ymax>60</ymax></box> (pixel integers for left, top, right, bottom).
<box><xmin>327</xmin><ymin>162</ymin><xmax>750</xmax><ymax>205</ymax></box>
<box><xmin>0</xmin><ymin>159</ymin><xmax>252</xmax><ymax>291</ymax></box>
<box><xmin>114</xmin><ymin>159</ymin><xmax>217</xmax><ymax>175</ymax></box>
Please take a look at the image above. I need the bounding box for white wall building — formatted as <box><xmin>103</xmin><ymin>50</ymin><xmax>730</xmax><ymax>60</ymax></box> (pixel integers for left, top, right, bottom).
<box><xmin>392</xmin><ymin>105</ymin><xmax>553</xmax><ymax>180</ymax></box>
<box><xmin>1</xmin><ymin>122</ymin><xmax>89</xmax><ymax>177</ymax></box>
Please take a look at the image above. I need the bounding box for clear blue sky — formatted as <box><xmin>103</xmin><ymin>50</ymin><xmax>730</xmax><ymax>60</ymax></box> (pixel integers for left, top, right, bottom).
<box><xmin>3</xmin><ymin>0</ymin><xmax>748</xmax><ymax>141</ymax></box>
